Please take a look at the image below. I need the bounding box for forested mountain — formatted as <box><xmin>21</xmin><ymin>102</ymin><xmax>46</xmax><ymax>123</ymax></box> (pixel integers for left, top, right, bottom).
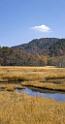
<box><xmin>13</xmin><ymin>38</ymin><xmax>59</xmax><ymax>55</ymax></box>
<box><xmin>49</xmin><ymin>39</ymin><xmax>65</xmax><ymax>56</ymax></box>
<box><xmin>0</xmin><ymin>38</ymin><xmax>65</xmax><ymax>67</ymax></box>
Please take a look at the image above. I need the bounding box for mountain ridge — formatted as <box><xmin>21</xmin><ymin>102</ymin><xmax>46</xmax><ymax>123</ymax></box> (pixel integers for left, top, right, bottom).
<box><xmin>13</xmin><ymin>38</ymin><xmax>65</xmax><ymax>55</ymax></box>
<box><xmin>0</xmin><ymin>38</ymin><xmax>65</xmax><ymax>67</ymax></box>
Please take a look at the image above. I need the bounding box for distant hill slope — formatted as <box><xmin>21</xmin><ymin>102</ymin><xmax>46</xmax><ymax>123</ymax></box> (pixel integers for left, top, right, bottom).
<box><xmin>0</xmin><ymin>38</ymin><xmax>65</xmax><ymax>67</ymax></box>
<box><xmin>49</xmin><ymin>39</ymin><xmax>65</xmax><ymax>56</ymax></box>
<box><xmin>13</xmin><ymin>38</ymin><xmax>59</xmax><ymax>55</ymax></box>
<box><xmin>0</xmin><ymin>47</ymin><xmax>48</xmax><ymax>66</ymax></box>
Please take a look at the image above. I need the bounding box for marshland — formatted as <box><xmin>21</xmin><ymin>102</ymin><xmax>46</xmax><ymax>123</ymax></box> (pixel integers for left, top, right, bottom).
<box><xmin>0</xmin><ymin>66</ymin><xmax>65</xmax><ymax>124</ymax></box>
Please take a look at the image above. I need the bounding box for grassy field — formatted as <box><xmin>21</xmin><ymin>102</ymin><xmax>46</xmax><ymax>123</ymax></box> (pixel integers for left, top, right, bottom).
<box><xmin>0</xmin><ymin>91</ymin><xmax>65</xmax><ymax>124</ymax></box>
<box><xmin>0</xmin><ymin>66</ymin><xmax>65</xmax><ymax>91</ymax></box>
<box><xmin>0</xmin><ymin>66</ymin><xmax>65</xmax><ymax>124</ymax></box>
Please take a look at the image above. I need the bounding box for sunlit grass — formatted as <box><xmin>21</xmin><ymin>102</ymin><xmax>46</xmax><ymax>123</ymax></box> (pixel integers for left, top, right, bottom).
<box><xmin>0</xmin><ymin>66</ymin><xmax>65</xmax><ymax>123</ymax></box>
<box><xmin>0</xmin><ymin>66</ymin><xmax>65</xmax><ymax>82</ymax></box>
<box><xmin>0</xmin><ymin>91</ymin><xmax>65</xmax><ymax>124</ymax></box>
<box><xmin>0</xmin><ymin>66</ymin><xmax>65</xmax><ymax>91</ymax></box>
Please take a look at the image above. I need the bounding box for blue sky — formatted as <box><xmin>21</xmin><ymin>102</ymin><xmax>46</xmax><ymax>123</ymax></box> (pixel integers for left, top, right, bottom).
<box><xmin>0</xmin><ymin>0</ymin><xmax>65</xmax><ymax>46</ymax></box>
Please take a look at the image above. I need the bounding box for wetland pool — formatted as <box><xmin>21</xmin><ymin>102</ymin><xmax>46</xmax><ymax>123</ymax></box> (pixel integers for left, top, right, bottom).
<box><xmin>16</xmin><ymin>87</ymin><xmax>65</xmax><ymax>102</ymax></box>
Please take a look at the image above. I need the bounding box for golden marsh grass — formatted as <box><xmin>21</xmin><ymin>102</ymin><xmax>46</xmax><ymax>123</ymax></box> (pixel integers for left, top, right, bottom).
<box><xmin>0</xmin><ymin>66</ymin><xmax>65</xmax><ymax>124</ymax></box>
<box><xmin>0</xmin><ymin>91</ymin><xmax>65</xmax><ymax>124</ymax></box>
<box><xmin>0</xmin><ymin>66</ymin><xmax>65</xmax><ymax>91</ymax></box>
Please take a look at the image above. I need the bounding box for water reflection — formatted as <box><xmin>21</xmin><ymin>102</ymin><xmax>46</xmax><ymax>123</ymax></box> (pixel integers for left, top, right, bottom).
<box><xmin>16</xmin><ymin>87</ymin><xmax>65</xmax><ymax>101</ymax></box>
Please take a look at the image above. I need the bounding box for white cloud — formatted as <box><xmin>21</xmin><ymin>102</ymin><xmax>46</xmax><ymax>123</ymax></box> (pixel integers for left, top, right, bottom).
<box><xmin>31</xmin><ymin>25</ymin><xmax>51</xmax><ymax>32</ymax></box>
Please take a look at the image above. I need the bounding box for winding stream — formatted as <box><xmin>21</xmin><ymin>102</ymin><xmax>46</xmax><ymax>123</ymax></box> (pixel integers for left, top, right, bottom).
<box><xmin>16</xmin><ymin>87</ymin><xmax>65</xmax><ymax>102</ymax></box>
